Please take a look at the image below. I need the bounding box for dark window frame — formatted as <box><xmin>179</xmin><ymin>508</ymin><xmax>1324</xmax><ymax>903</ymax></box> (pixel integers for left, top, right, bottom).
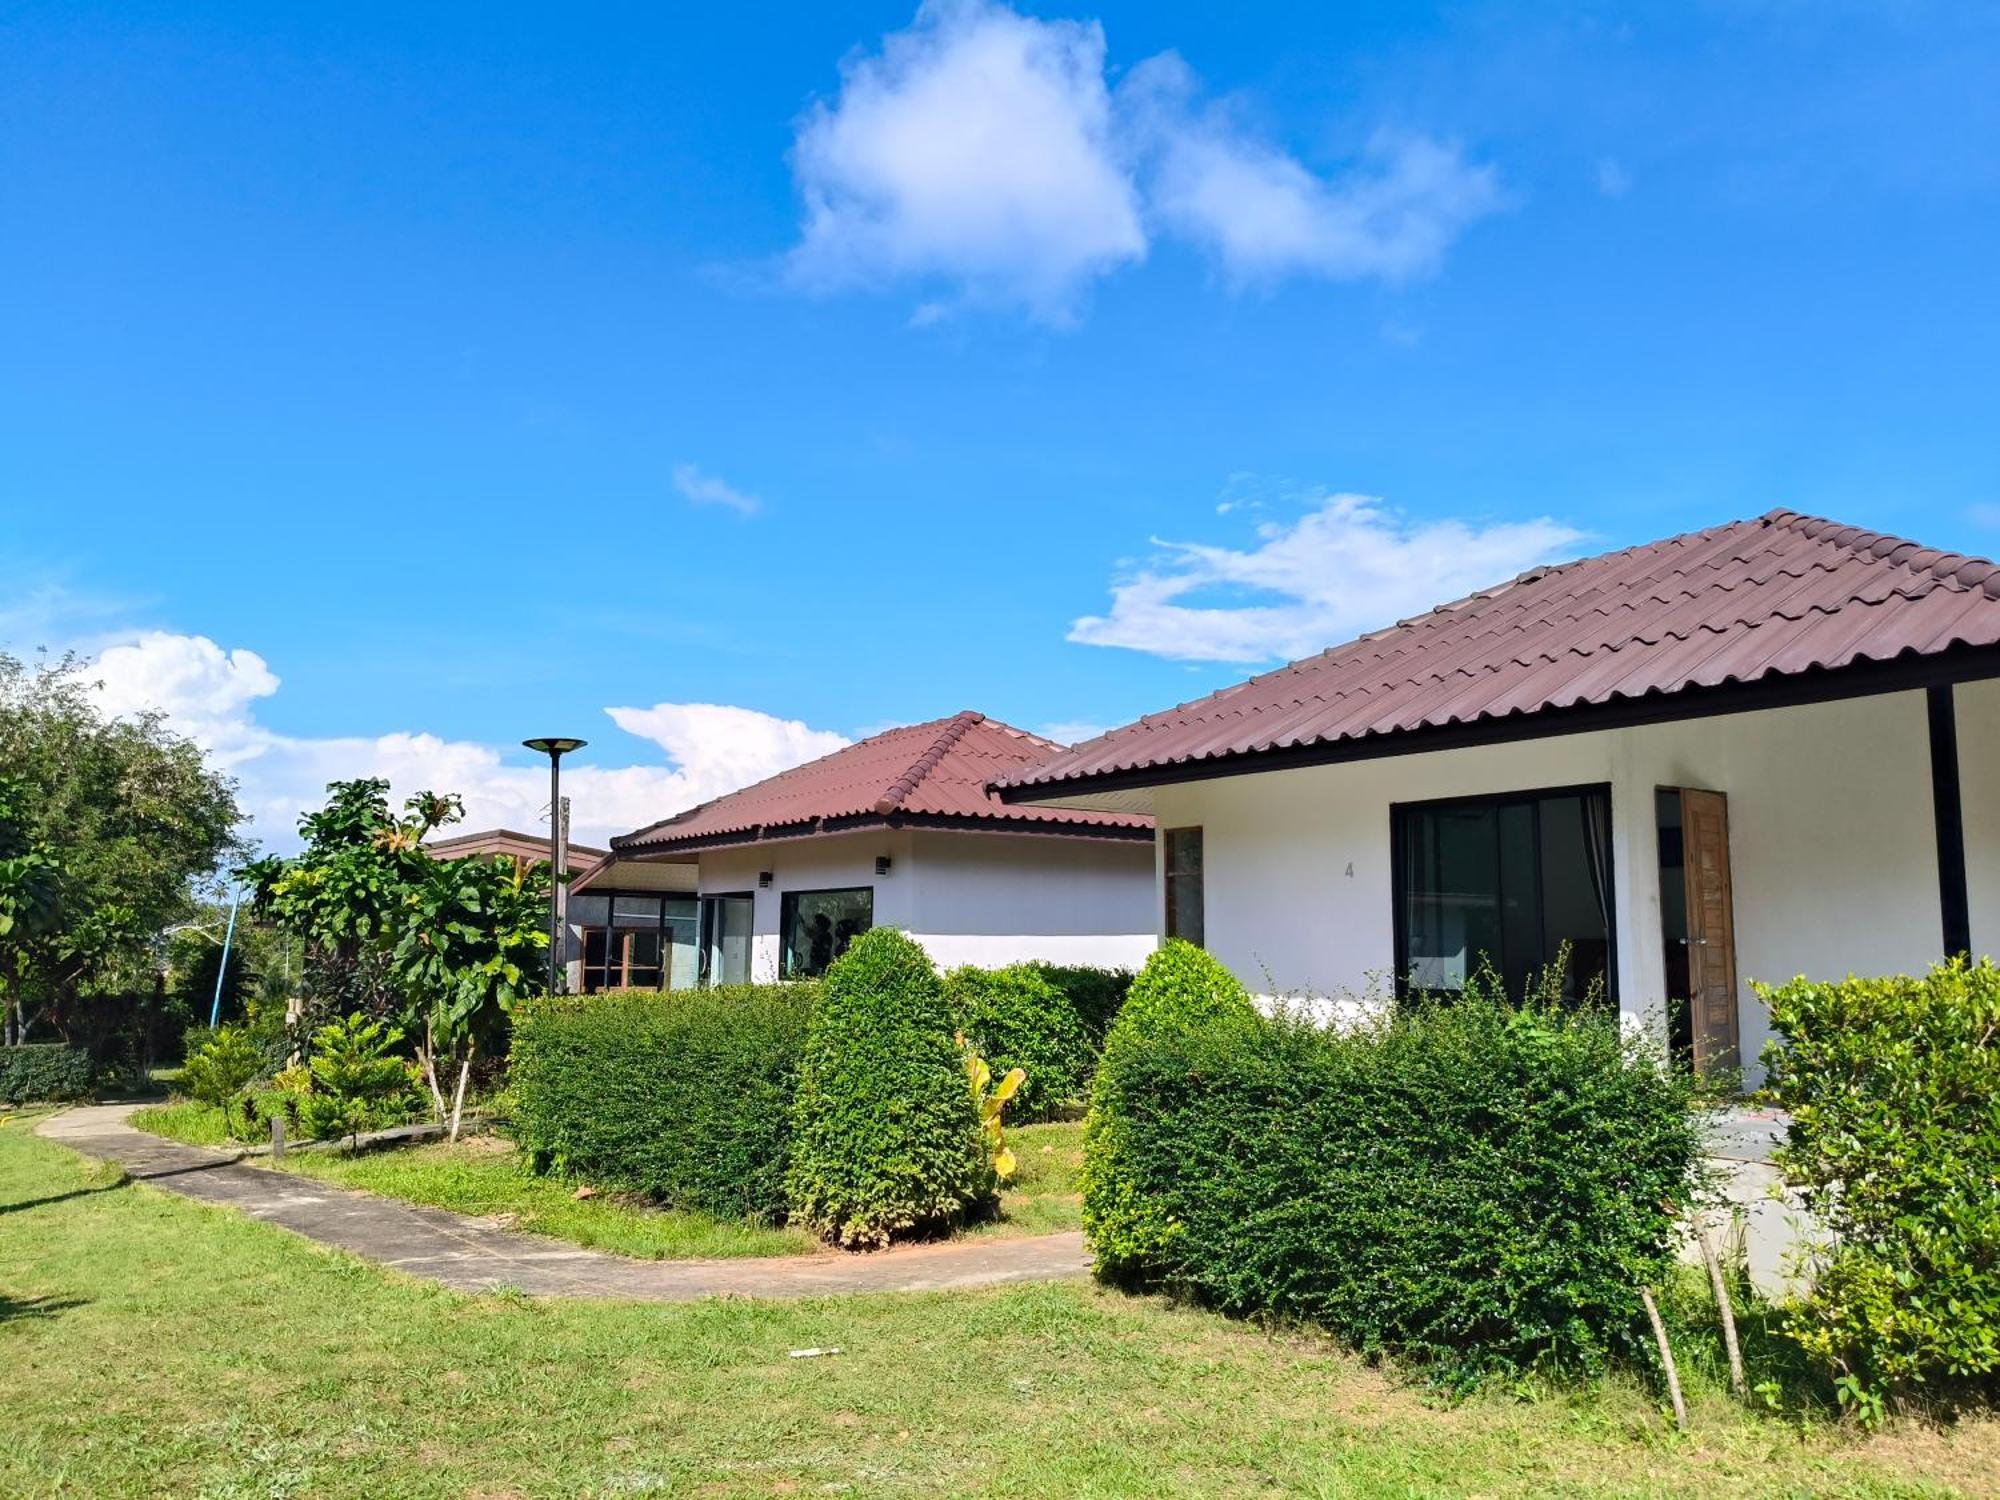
<box><xmin>1163</xmin><ymin>826</ymin><xmax>1205</xmax><ymax>947</ymax></box>
<box><xmin>698</xmin><ymin>890</ymin><xmax>756</xmax><ymax>987</ymax></box>
<box><xmin>577</xmin><ymin>888</ymin><xmax>698</xmax><ymax>993</ymax></box>
<box><xmin>1389</xmin><ymin>782</ymin><xmax>1617</xmax><ymax>1006</ymax></box>
<box><xmin>777</xmin><ymin>885</ymin><xmax>875</xmax><ymax>980</ymax></box>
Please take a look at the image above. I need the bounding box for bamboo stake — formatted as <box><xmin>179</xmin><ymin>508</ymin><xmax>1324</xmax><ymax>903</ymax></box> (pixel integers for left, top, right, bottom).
<box><xmin>1640</xmin><ymin>1286</ymin><xmax>1688</xmax><ymax>1432</ymax></box>
<box><xmin>1698</xmin><ymin>1224</ymin><xmax>1747</xmax><ymax>1399</ymax></box>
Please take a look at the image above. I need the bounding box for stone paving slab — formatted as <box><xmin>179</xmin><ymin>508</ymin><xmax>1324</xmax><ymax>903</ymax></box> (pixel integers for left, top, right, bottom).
<box><xmin>36</xmin><ymin>1104</ymin><xmax>1089</xmax><ymax>1301</ymax></box>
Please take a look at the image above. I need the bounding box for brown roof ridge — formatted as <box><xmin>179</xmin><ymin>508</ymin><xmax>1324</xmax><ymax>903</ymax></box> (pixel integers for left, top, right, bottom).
<box><xmin>1762</xmin><ymin>508</ymin><xmax>2000</xmax><ymax>599</ymax></box>
<box><xmin>872</xmin><ymin>710</ymin><xmax>985</xmax><ymax>815</ymax></box>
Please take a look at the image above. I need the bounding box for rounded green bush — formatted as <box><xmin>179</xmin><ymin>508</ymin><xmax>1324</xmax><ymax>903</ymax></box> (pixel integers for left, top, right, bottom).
<box><xmin>511</xmin><ymin>983</ymin><xmax>816</xmax><ymax>1222</ymax></box>
<box><xmin>0</xmin><ymin>1042</ymin><xmax>93</xmax><ymax>1105</ymax></box>
<box><xmin>946</xmin><ymin>963</ymin><xmax>1092</xmax><ymax>1123</ymax></box>
<box><xmin>786</xmin><ymin>928</ymin><xmax>985</xmax><ymax>1248</ymax></box>
<box><xmin>1082</xmin><ymin>940</ymin><xmax>1258</xmax><ymax>1278</ymax></box>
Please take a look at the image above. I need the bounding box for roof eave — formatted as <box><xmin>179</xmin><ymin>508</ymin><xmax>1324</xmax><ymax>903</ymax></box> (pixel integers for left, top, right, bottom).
<box><xmin>994</xmin><ymin>642</ymin><xmax>2000</xmax><ymax>804</ymax></box>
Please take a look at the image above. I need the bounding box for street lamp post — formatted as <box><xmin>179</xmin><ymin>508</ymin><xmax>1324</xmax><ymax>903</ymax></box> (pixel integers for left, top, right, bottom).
<box><xmin>522</xmin><ymin>737</ymin><xmax>587</xmax><ymax>995</ymax></box>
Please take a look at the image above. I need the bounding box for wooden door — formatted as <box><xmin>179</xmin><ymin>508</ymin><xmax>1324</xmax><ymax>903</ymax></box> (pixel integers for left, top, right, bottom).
<box><xmin>1680</xmin><ymin>788</ymin><xmax>1740</xmax><ymax>1073</ymax></box>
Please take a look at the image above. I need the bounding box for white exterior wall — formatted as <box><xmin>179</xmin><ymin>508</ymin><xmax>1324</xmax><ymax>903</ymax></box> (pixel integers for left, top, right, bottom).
<box><xmin>698</xmin><ymin>831</ymin><xmax>917</xmax><ymax>984</ymax></box>
<box><xmin>902</xmin><ymin>830</ymin><xmax>1157</xmax><ymax>970</ymax></box>
<box><xmin>1149</xmin><ymin>687</ymin><xmax>1994</xmax><ymax>1077</ymax></box>
<box><xmin>692</xmin><ymin>827</ymin><xmax>1156</xmax><ymax>978</ymax></box>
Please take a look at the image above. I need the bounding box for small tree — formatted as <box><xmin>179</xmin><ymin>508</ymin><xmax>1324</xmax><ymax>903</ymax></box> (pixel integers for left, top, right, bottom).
<box><xmin>300</xmin><ymin>1014</ymin><xmax>409</xmax><ymax>1150</ymax></box>
<box><xmin>179</xmin><ymin>1026</ymin><xmax>264</xmax><ymax>1134</ymax></box>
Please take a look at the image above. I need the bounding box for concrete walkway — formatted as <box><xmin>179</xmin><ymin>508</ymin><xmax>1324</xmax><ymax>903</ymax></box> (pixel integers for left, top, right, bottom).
<box><xmin>36</xmin><ymin>1104</ymin><xmax>1088</xmax><ymax>1301</ymax></box>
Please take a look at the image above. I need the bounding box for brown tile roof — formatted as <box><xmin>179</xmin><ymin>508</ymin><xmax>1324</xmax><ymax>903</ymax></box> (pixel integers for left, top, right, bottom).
<box><xmin>995</xmin><ymin>509</ymin><xmax>2000</xmax><ymax>798</ymax></box>
<box><xmin>611</xmin><ymin>711</ymin><xmax>1152</xmax><ymax>852</ymax></box>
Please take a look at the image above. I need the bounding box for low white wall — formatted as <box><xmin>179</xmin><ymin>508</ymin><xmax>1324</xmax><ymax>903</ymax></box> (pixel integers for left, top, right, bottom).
<box><xmin>1150</xmin><ymin>688</ymin><xmax>1988</xmax><ymax>1077</ymax></box>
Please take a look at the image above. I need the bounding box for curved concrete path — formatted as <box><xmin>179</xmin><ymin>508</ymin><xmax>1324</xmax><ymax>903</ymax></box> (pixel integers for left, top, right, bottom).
<box><xmin>36</xmin><ymin>1104</ymin><xmax>1088</xmax><ymax>1301</ymax></box>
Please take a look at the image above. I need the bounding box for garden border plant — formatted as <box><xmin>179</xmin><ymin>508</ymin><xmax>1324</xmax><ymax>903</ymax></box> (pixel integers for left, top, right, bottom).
<box><xmin>1086</xmin><ymin>944</ymin><xmax>1707</xmax><ymax>1388</ymax></box>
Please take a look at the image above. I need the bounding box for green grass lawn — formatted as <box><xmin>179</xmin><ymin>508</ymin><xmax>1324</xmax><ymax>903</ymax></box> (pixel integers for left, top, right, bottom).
<box><xmin>130</xmin><ymin>1103</ymin><xmax>1086</xmax><ymax>1257</ymax></box>
<box><xmin>7</xmin><ymin>1115</ymin><xmax>1997</xmax><ymax>1498</ymax></box>
<box><xmin>283</xmin><ymin>1134</ymin><xmax>817</xmax><ymax>1260</ymax></box>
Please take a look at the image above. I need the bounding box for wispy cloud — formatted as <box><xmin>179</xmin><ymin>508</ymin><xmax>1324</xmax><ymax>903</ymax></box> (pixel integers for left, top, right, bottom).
<box><xmin>1069</xmin><ymin>491</ymin><xmax>1585</xmax><ymax>663</ymax></box>
<box><xmin>673</xmin><ymin>462</ymin><xmax>763</xmax><ymax>517</ymax></box>
<box><xmin>786</xmin><ymin>1</ymin><xmax>1501</xmax><ymax>322</ymax></box>
<box><xmin>1595</xmin><ymin>156</ymin><xmax>1632</xmax><ymax>198</ymax></box>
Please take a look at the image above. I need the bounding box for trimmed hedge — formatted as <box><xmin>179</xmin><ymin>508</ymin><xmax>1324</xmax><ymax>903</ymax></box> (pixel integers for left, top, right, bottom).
<box><xmin>511</xmin><ymin>983</ymin><xmax>816</xmax><ymax>1222</ymax></box>
<box><xmin>1083</xmin><ymin>941</ymin><xmax>1258</xmax><ymax>1277</ymax></box>
<box><xmin>1028</xmin><ymin>963</ymin><xmax>1134</xmax><ymax>1046</ymax></box>
<box><xmin>946</xmin><ymin>963</ymin><xmax>1092</xmax><ymax>1123</ymax></box>
<box><xmin>1761</xmin><ymin>958</ymin><xmax>2000</xmax><ymax>1415</ymax></box>
<box><xmin>0</xmin><ymin>1043</ymin><xmax>93</xmax><ymax>1104</ymax></box>
<box><xmin>787</xmin><ymin>929</ymin><xmax>986</xmax><ymax>1248</ymax></box>
<box><xmin>1086</xmin><ymin>955</ymin><xmax>1702</xmax><ymax>1384</ymax></box>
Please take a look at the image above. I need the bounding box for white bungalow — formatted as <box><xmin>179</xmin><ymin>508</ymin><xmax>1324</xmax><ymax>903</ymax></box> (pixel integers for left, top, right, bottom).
<box><xmin>569</xmin><ymin>712</ymin><xmax>1156</xmax><ymax>990</ymax></box>
<box><xmin>994</xmin><ymin>510</ymin><xmax>2000</xmax><ymax>1080</ymax></box>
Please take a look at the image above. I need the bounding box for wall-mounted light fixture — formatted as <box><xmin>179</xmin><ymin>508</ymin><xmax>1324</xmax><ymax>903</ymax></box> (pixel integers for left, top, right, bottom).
<box><xmin>874</xmin><ymin>856</ymin><xmax>893</xmax><ymax>876</ymax></box>
<box><xmin>758</xmin><ymin>871</ymin><xmax>773</xmax><ymax>888</ymax></box>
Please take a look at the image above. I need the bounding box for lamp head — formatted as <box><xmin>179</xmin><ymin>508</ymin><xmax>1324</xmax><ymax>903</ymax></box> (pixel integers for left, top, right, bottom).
<box><xmin>522</xmin><ymin>737</ymin><xmax>587</xmax><ymax>758</ymax></box>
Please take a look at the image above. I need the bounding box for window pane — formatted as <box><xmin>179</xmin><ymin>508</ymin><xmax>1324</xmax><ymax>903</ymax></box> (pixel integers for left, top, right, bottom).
<box><xmin>612</xmin><ymin>895</ymin><xmax>663</xmax><ymax>927</ymax></box>
<box><xmin>779</xmin><ymin>888</ymin><xmax>873</xmax><ymax>979</ymax></box>
<box><xmin>1165</xmin><ymin>828</ymin><xmax>1204</xmax><ymax>947</ymax></box>
<box><xmin>569</xmin><ymin>894</ymin><xmax>609</xmax><ymax>928</ymax></box>
<box><xmin>1397</xmin><ymin>789</ymin><xmax>1615</xmax><ymax>1005</ymax></box>
<box><xmin>620</xmin><ymin>929</ymin><xmax>664</xmax><ymax>990</ymax></box>
<box><xmin>703</xmin><ymin>895</ymin><xmax>754</xmax><ymax>986</ymax></box>
<box><xmin>1402</xmin><ymin>805</ymin><xmax>1499</xmax><ymax>992</ymax></box>
<box><xmin>664</xmin><ymin>899</ymin><xmax>699</xmax><ymax>990</ymax></box>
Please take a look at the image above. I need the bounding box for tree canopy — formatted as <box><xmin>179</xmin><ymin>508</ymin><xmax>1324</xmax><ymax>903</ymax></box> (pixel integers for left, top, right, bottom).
<box><xmin>0</xmin><ymin>652</ymin><xmax>245</xmax><ymax>1050</ymax></box>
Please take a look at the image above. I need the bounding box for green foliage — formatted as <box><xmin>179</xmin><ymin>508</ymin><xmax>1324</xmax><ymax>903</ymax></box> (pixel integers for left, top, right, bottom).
<box><xmin>245</xmin><ymin>779</ymin><xmax>550</xmax><ymax>1106</ymax></box>
<box><xmin>1027</xmin><ymin>963</ymin><xmax>1134</xmax><ymax>1045</ymax></box>
<box><xmin>1083</xmin><ymin>940</ymin><xmax>1258</xmax><ymax>1277</ymax></box>
<box><xmin>0</xmin><ymin>1042</ymin><xmax>93</xmax><ymax>1104</ymax></box>
<box><xmin>1087</xmin><ymin>957</ymin><xmax>1703</xmax><ymax>1386</ymax></box>
<box><xmin>511</xmin><ymin>984</ymin><xmax>819</xmax><ymax>1222</ymax></box>
<box><xmin>0</xmin><ymin>653</ymin><xmax>243</xmax><ymax>1057</ymax></box>
<box><xmin>177</xmin><ymin>1027</ymin><xmax>265</xmax><ymax>1129</ymax></box>
<box><xmin>1760</xmin><ymin>958</ymin><xmax>2000</xmax><ymax>1416</ymax></box>
<box><xmin>787</xmin><ymin>929</ymin><xmax>986</xmax><ymax>1248</ymax></box>
<box><xmin>945</xmin><ymin>964</ymin><xmax>1092</xmax><ymax>1123</ymax></box>
<box><xmin>299</xmin><ymin>1015</ymin><xmax>412</xmax><ymax>1147</ymax></box>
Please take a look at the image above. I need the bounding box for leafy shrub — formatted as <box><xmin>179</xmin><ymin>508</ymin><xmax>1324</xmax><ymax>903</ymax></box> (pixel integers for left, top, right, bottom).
<box><xmin>299</xmin><ymin>1014</ymin><xmax>411</xmax><ymax>1148</ymax></box>
<box><xmin>177</xmin><ymin>1026</ymin><xmax>265</xmax><ymax>1129</ymax></box>
<box><xmin>946</xmin><ymin>964</ymin><xmax>1093</xmax><ymax>1123</ymax></box>
<box><xmin>1083</xmin><ymin>941</ymin><xmax>1258</xmax><ymax>1277</ymax></box>
<box><xmin>1028</xmin><ymin>963</ymin><xmax>1133</xmax><ymax>1045</ymax></box>
<box><xmin>1760</xmin><ymin>958</ymin><xmax>2000</xmax><ymax>1417</ymax></box>
<box><xmin>787</xmin><ymin>928</ymin><xmax>985</xmax><ymax>1248</ymax></box>
<box><xmin>1087</xmin><ymin>956</ymin><xmax>1703</xmax><ymax>1386</ymax></box>
<box><xmin>0</xmin><ymin>1042</ymin><xmax>92</xmax><ymax>1104</ymax></box>
<box><xmin>512</xmin><ymin>983</ymin><xmax>817</xmax><ymax>1222</ymax></box>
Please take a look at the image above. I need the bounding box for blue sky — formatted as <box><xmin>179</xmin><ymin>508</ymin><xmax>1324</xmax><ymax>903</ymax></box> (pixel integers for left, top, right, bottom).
<box><xmin>3</xmin><ymin>1</ymin><xmax>1997</xmax><ymax>847</ymax></box>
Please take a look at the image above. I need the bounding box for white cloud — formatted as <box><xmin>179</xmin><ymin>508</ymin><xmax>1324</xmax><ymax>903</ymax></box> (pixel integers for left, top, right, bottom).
<box><xmin>673</xmin><ymin>462</ymin><xmax>763</xmax><ymax>517</ymax></box>
<box><xmin>786</xmin><ymin>3</ymin><xmax>1500</xmax><ymax>319</ymax></box>
<box><xmin>75</xmin><ymin>632</ymin><xmax>849</xmax><ymax>853</ymax></box>
<box><xmin>790</xmin><ymin>0</ymin><xmax>1144</xmax><ymax>321</ymax></box>
<box><xmin>1123</xmin><ymin>54</ymin><xmax>1502</xmax><ymax>286</ymax></box>
<box><xmin>1069</xmin><ymin>492</ymin><xmax>1585</xmax><ymax>663</ymax></box>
